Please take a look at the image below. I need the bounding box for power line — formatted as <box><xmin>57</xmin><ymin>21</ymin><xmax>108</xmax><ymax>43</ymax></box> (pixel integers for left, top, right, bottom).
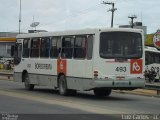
<box><xmin>8</xmin><ymin>3</ymin><xmax>103</xmax><ymax>32</ymax></box>
<box><xmin>40</xmin><ymin>3</ymin><xmax>102</xmax><ymax>27</ymax></box>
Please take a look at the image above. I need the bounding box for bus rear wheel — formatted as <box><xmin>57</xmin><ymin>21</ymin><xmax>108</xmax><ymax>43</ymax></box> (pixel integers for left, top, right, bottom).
<box><xmin>24</xmin><ymin>73</ymin><xmax>34</xmax><ymax>91</ymax></box>
<box><xmin>94</xmin><ymin>89</ymin><xmax>112</xmax><ymax>97</ymax></box>
<box><xmin>58</xmin><ymin>75</ymin><xmax>68</xmax><ymax>96</ymax></box>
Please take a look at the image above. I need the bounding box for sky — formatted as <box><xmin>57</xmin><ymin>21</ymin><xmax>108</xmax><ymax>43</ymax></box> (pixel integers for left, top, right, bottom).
<box><xmin>0</xmin><ymin>0</ymin><xmax>159</xmax><ymax>34</ymax></box>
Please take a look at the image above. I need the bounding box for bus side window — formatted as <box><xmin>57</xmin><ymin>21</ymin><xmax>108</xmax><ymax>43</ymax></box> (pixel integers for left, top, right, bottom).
<box><xmin>14</xmin><ymin>43</ymin><xmax>22</xmax><ymax>65</ymax></box>
<box><xmin>40</xmin><ymin>37</ymin><xmax>50</xmax><ymax>58</ymax></box>
<box><xmin>61</xmin><ymin>37</ymin><xmax>74</xmax><ymax>59</ymax></box>
<box><xmin>30</xmin><ymin>38</ymin><xmax>40</xmax><ymax>58</ymax></box>
<box><xmin>148</xmin><ymin>52</ymin><xmax>154</xmax><ymax>64</ymax></box>
<box><xmin>155</xmin><ymin>53</ymin><xmax>159</xmax><ymax>63</ymax></box>
<box><xmin>50</xmin><ymin>37</ymin><xmax>61</xmax><ymax>58</ymax></box>
<box><xmin>74</xmin><ymin>36</ymin><xmax>86</xmax><ymax>59</ymax></box>
<box><xmin>22</xmin><ymin>39</ymin><xmax>30</xmax><ymax>58</ymax></box>
<box><xmin>145</xmin><ymin>52</ymin><xmax>149</xmax><ymax>65</ymax></box>
<box><xmin>87</xmin><ymin>35</ymin><xmax>93</xmax><ymax>60</ymax></box>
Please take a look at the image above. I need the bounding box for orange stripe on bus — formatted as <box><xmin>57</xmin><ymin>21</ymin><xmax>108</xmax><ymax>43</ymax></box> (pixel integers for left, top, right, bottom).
<box><xmin>57</xmin><ymin>59</ymin><xmax>67</xmax><ymax>75</ymax></box>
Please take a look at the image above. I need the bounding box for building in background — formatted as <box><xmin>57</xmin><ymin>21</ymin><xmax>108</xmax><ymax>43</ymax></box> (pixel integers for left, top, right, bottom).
<box><xmin>0</xmin><ymin>32</ymin><xmax>18</xmax><ymax>62</ymax></box>
<box><xmin>0</xmin><ymin>32</ymin><xmax>18</xmax><ymax>37</ymax></box>
<box><xmin>0</xmin><ymin>37</ymin><xmax>16</xmax><ymax>58</ymax></box>
<box><xmin>119</xmin><ymin>22</ymin><xmax>152</xmax><ymax>46</ymax></box>
<box><xmin>145</xmin><ymin>30</ymin><xmax>160</xmax><ymax>47</ymax></box>
<box><xmin>119</xmin><ymin>22</ymin><xmax>147</xmax><ymax>35</ymax></box>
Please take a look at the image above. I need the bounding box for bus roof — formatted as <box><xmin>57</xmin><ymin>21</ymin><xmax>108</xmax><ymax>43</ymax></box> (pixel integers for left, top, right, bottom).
<box><xmin>145</xmin><ymin>46</ymin><xmax>160</xmax><ymax>53</ymax></box>
<box><xmin>16</xmin><ymin>28</ymin><xmax>143</xmax><ymax>39</ymax></box>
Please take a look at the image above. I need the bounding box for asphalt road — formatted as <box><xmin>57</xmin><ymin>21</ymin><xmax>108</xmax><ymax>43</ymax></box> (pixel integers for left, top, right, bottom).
<box><xmin>0</xmin><ymin>79</ymin><xmax>160</xmax><ymax>120</ymax></box>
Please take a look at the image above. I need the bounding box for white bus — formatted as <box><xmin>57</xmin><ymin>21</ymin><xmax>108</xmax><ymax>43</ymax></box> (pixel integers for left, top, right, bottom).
<box><xmin>145</xmin><ymin>46</ymin><xmax>160</xmax><ymax>82</ymax></box>
<box><xmin>13</xmin><ymin>28</ymin><xmax>145</xmax><ymax>96</ymax></box>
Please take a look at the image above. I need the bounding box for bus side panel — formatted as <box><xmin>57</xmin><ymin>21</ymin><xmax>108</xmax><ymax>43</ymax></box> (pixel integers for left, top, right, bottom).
<box><xmin>66</xmin><ymin>77</ymin><xmax>93</xmax><ymax>91</ymax></box>
<box><xmin>28</xmin><ymin>59</ymin><xmax>58</xmax><ymax>88</ymax></box>
<box><xmin>65</xmin><ymin>33</ymin><xmax>94</xmax><ymax>91</ymax></box>
<box><xmin>29</xmin><ymin>73</ymin><xmax>57</xmax><ymax>88</ymax></box>
<box><xmin>66</xmin><ymin>60</ymin><xmax>93</xmax><ymax>91</ymax></box>
<box><xmin>13</xmin><ymin>58</ymin><xmax>28</xmax><ymax>82</ymax></box>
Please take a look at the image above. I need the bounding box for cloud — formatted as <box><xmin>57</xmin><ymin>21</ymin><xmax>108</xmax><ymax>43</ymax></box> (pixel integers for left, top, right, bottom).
<box><xmin>0</xmin><ymin>0</ymin><xmax>159</xmax><ymax>33</ymax></box>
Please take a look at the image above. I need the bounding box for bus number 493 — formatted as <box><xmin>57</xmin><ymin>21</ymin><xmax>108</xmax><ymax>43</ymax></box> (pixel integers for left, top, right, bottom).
<box><xmin>115</xmin><ymin>67</ymin><xmax>126</xmax><ymax>72</ymax></box>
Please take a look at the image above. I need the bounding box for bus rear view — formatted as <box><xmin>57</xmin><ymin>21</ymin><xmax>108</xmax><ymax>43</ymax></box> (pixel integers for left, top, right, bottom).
<box><xmin>13</xmin><ymin>28</ymin><xmax>145</xmax><ymax>97</ymax></box>
<box><xmin>92</xmin><ymin>29</ymin><xmax>145</xmax><ymax>96</ymax></box>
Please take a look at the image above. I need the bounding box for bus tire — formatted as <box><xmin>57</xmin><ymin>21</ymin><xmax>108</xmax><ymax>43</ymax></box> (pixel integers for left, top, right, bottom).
<box><xmin>94</xmin><ymin>89</ymin><xmax>112</xmax><ymax>97</ymax></box>
<box><xmin>58</xmin><ymin>75</ymin><xmax>68</xmax><ymax>96</ymax></box>
<box><xmin>24</xmin><ymin>73</ymin><xmax>34</xmax><ymax>91</ymax></box>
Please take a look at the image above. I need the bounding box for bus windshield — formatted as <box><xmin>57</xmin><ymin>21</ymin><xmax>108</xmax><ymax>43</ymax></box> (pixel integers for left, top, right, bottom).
<box><xmin>100</xmin><ymin>32</ymin><xmax>142</xmax><ymax>59</ymax></box>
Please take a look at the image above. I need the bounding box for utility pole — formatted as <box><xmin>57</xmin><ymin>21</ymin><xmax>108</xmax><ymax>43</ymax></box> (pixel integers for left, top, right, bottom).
<box><xmin>102</xmin><ymin>1</ymin><xmax>117</xmax><ymax>28</ymax></box>
<box><xmin>128</xmin><ymin>15</ymin><xmax>137</xmax><ymax>28</ymax></box>
<box><xmin>19</xmin><ymin>0</ymin><xmax>22</xmax><ymax>34</ymax></box>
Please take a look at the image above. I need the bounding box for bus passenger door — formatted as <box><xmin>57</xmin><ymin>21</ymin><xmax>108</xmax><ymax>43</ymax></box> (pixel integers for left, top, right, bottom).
<box><xmin>14</xmin><ymin>41</ymin><xmax>23</xmax><ymax>82</ymax></box>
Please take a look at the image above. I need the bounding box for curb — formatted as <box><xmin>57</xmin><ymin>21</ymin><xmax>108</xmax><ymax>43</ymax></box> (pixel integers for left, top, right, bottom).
<box><xmin>113</xmin><ymin>90</ymin><xmax>160</xmax><ymax>98</ymax></box>
<box><xmin>0</xmin><ymin>76</ymin><xmax>13</xmax><ymax>81</ymax></box>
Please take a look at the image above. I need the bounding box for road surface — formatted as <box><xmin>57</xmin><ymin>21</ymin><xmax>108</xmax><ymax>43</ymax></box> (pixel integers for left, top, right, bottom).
<box><xmin>0</xmin><ymin>79</ymin><xmax>160</xmax><ymax>120</ymax></box>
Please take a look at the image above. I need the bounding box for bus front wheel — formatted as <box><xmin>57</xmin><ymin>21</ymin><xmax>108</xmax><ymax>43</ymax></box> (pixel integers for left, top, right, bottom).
<box><xmin>24</xmin><ymin>73</ymin><xmax>34</xmax><ymax>91</ymax></box>
<box><xmin>94</xmin><ymin>89</ymin><xmax>112</xmax><ymax>97</ymax></box>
